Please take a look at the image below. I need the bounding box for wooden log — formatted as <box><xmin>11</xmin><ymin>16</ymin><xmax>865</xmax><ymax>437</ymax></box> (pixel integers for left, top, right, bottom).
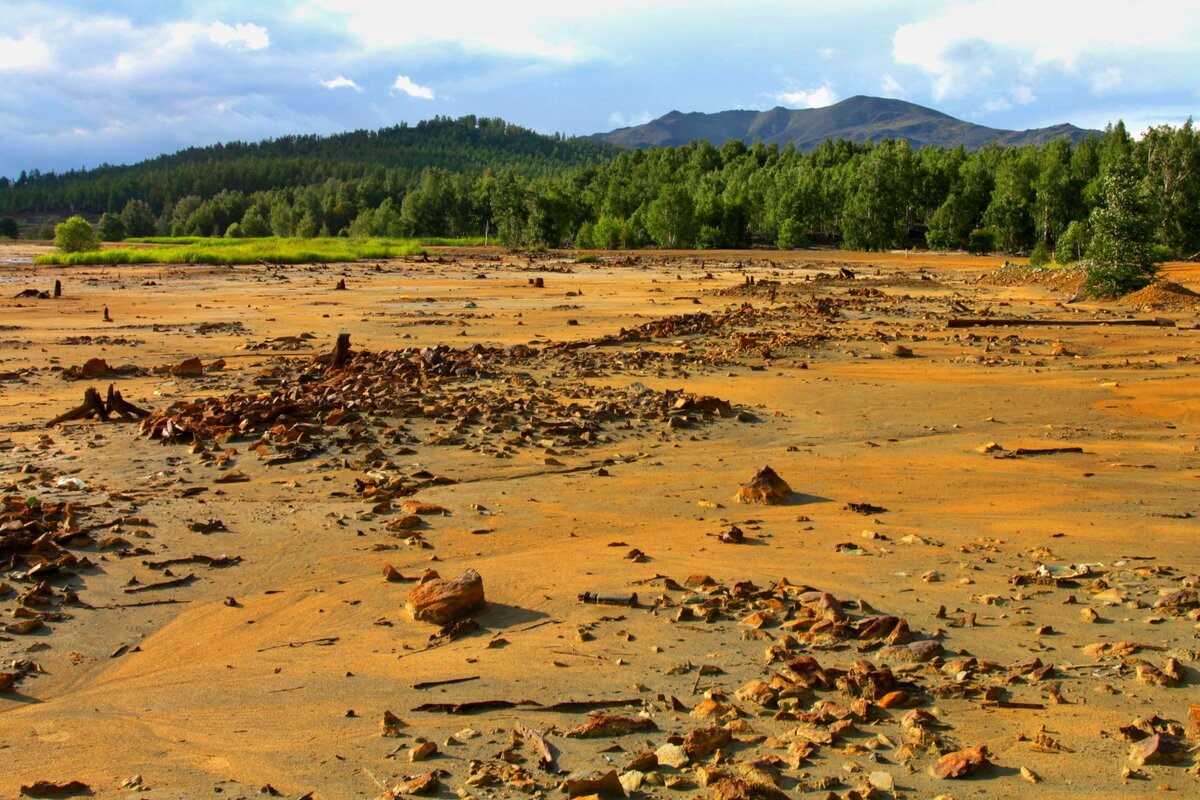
<box><xmin>947</xmin><ymin>317</ymin><xmax>1175</xmax><ymax>328</ymax></box>
<box><xmin>53</xmin><ymin>280</ymin><xmax>62</xmax><ymax>298</ymax></box>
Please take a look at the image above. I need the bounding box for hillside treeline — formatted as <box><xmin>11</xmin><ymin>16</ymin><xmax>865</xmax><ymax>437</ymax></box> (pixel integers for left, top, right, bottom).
<box><xmin>2</xmin><ymin>116</ymin><xmax>1197</xmax><ymax>258</ymax></box>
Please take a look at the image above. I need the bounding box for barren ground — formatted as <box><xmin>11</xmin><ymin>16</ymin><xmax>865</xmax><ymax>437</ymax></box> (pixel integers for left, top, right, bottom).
<box><xmin>1</xmin><ymin>243</ymin><xmax>1198</xmax><ymax>799</ymax></box>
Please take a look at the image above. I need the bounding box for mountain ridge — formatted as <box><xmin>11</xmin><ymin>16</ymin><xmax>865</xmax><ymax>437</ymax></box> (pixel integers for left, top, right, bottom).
<box><xmin>593</xmin><ymin>95</ymin><xmax>1098</xmax><ymax>151</ymax></box>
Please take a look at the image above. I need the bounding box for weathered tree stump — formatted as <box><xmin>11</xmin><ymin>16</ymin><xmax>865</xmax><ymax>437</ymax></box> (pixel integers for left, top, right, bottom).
<box><xmin>106</xmin><ymin>384</ymin><xmax>150</xmax><ymax>420</ymax></box>
<box><xmin>331</xmin><ymin>333</ymin><xmax>351</xmax><ymax>368</ymax></box>
<box><xmin>48</xmin><ymin>387</ymin><xmax>109</xmax><ymax>427</ymax></box>
<box><xmin>54</xmin><ymin>279</ymin><xmax>62</xmax><ymax>298</ymax></box>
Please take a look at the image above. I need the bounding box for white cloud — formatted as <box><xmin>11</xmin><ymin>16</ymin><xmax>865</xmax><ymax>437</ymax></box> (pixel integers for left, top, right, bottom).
<box><xmin>0</xmin><ymin>34</ymin><xmax>52</xmax><ymax>72</ymax></box>
<box><xmin>880</xmin><ymin>73</ymin><xmax>904</xmax><ymax>97</ymax></box>
<box><xmin>393</xmin><ymin>74</ymin><xmax>434</xmax><ymax>100</ymax></box>
<box><xmin>893</xmin><ymin>0</ymin><xmax>1200</xmax><ymax>99</ymax></box>
<box><xmin>983</xmin><ymin>97</ymin><xmax>1011</xmax><ymax>112</ymax></box>
<box><xmin>817</xmin><ymin>47</ymin><xmax>837</xmax><ymax>60</ymax></box>
<box><xmin>1091</xmin><ymin>66</ymin><xmax>1123</xmax><ymax>94</ymax></box>
<box><xmin>208</xmin><ymin>22</ymin><xmax>270</xmax><ymax>51</ymax></box>
<box><xmin>608</xmin><ymin>111</ymin><xmax>653</xmax><ymax>129</ymax></box>
<box><xmin>1011</xmin><ymin>85</ymin><xmax>1035</xmax><ymax>105</ymax></box>
<box><xmin>774</xmin><ymin>82</ymin><xmax>837</xmax><ymax>108</ymax></box>
<box><xmin>319</xmin><ymin>75</ymin><xmax>362</xmax><ymax>91</ymax></box>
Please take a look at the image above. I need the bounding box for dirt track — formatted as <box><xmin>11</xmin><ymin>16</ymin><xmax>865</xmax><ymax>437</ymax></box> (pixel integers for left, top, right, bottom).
<box><xmin>2</xmin><ymin>243</ymin><xmax>1199</xmax><ymax>799</ymax></box>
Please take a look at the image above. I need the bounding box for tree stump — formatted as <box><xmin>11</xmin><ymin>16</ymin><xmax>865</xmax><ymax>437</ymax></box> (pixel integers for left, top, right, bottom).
<box><xmin>331</xmin><ymin>333</ymin><xmax>351</xmax><ymax>368</ymax></box>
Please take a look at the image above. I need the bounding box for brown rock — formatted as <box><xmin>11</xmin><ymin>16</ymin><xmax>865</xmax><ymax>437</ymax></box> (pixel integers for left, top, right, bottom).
<box><xmin>383</xmin><ymin>772</ymin><xmax>440</xmax><ymax>797</ymax></box>
<box><xmin>736</xmin><ymin>466</ymin><xmax>792</xmax><ymax>505</ymax></box>
<box><xmin>706</xmin><ymin>777</ymin><xmax>790</xmax><ymax>800</ymax></box>
<box><xmin>565</xmin><ymin>715</ymin><xmax>657</xmax><ymax>738</ymax></box>
<box><xmin>684</xmin><ymin>726</ymin><xmax>733</xmax><ymax>759</ymax></box>
<box><xmin>80</xmin><ymin>358</ymin><xmax>111</xmax><ymax>378</ymax></box>
<box><xmin>170</xmin><ymin>357</ymin><xmax>204</xmax><ymax>377</ymax></box>
<box><xmin>402</xmin><ymin>500</ymin><xmax>449</xmax><ymax>516</ymax></box>
<box><xmin>931</xmin><ymin>744</ymin><xmax>989</xmax><ymax>779</ymax></box>
<box><xmin>564</xmin><ymin>770</ymin><xmax>625</xmax><ymax>798</ymax></box>
<box><xmin>879</xmin><ymin>639</ymin><xmax>943</xmax><ymax>663</ymax></box>
<box><xmin>1129</xmin><ymin>734</ymin><xmax>1188</xmax><ymax>766</ymax></box>
<box><xmin>409</xmin><ymin>741</ymin><xmax>438</xmax><ymax>762</ymax></box>
<box><xmin>0</xmin><ymin>672</ymin><xmax>16</xmax><ymax>692</ymax></box>
<box><xmin>405</xmin><ymin>568</ymin><xmax>485</xmax><ymax>625</ymax></box>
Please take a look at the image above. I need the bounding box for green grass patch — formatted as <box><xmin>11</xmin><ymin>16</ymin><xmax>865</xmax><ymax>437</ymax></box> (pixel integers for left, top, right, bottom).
<box><xmin>31</xmin><ymin>236</ymin><xmax>489</xmax><ymax>266</ymax></box>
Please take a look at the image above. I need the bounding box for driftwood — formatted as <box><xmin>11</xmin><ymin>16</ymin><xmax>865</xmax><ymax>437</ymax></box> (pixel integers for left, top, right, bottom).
<box><xmin>49</xmin><ymin>384</ymin><xmax>150</xmax><ymax>427</ymax></box>
<box><xmin>947</xmin><ymin>317</ymin><xmax>1175</xmax><ymax>328</ymax></box>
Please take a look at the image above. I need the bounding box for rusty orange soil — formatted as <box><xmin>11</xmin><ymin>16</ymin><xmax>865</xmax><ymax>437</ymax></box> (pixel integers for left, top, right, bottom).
<box><xmin>1</xmin><ymin>242</ymin><xmax>1199</xmax><ymax>799</ymax></box>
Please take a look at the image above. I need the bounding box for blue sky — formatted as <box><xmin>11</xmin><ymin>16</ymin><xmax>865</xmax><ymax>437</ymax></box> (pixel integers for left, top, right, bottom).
<box><xmin>2</xmin><ymin>0</ymin><xmax>1198</xmax><ymax>178</ymax></box>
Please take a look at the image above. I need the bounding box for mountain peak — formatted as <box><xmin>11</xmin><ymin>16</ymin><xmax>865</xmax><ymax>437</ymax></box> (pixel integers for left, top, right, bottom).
<box><xmin>594</xmin><ymin>95</ymin><xmax>1094</xmax><ymax>151</ymax></box>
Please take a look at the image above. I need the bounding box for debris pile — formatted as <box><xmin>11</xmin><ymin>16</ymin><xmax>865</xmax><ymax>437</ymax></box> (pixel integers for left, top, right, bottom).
<box><xmin>1119</xmin><ymin>280</ymin><xmax>1200</xmax><ymax>312</ymax></box>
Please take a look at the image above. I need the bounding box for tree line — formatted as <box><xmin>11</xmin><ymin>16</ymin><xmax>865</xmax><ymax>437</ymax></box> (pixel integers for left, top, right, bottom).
<box><xmin>2</xmin><ymin>116</ymin><xmax>1197</xmax><ymax>266</ymax></box>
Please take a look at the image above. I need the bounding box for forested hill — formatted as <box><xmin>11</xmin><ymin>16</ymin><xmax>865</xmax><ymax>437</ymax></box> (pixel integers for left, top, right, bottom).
<box><xmin>0</xmin><ymin>116</ymin><xmax>618</xmax><ymax>215</ymax></box>
<box><xmin>594</xmin><ymin>96</ymin><xmax>1097</xmax><ymax>151</ymax></box>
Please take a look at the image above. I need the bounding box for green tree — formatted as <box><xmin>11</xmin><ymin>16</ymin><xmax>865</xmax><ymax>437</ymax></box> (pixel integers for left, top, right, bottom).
<box><xmin>54</xmin><ymin>215</ymin><xmax>99</xmax><ymax>252</ymax></box>
<box><xmin>120</xmin><ymin>199</ymin><xmax>157</xmax><ymax>237</ymax></box>
<box><xmin>97</xmin><ymin>211</ymin><xmax>126</xmax><ymax>242</ymax></box>
<box><xmin>776</xmin><ymin>218</ymin><xmax>806</xmax><ymax>249</ymax></box>
<box><xmin>644</xmin><ymin>184</ymin><xmax>695</xmax><ymax>248</ymax></box>
<box><xmin>0</xmin><ymin>217</ymin><xmax>18</xmax><ymax>239</ymax></box>
<box><xmin>1055</xmin><ymin>220</ymin><xmax>1090</xmax><ymax>264</ymax></box>
<box><xmin>1085</xmin><ymin>156</ymin><xmax>1156</xmax><ymax>297</ymax></box>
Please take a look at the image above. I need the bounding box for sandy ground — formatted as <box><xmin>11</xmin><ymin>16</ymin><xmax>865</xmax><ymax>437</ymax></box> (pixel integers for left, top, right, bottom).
<box><xmin>1</xmin><ymin>242</ymin><xmax>1199</xmax><ymax>799</ymax></box>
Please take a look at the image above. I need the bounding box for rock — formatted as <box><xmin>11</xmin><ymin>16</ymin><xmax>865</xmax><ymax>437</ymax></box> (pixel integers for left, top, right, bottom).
<box><xmin>655</xmin><ymin>742</ymin><xmax>690</xmax><ymax>768</ymax></box>
<box><xmin>406</xmin><ymin>569</ymin><xmax>485</xmax><ymax>625</ymax></box>
<box><xmin>879</xmin><ymin>640</ymin><xmax>943</xmax><ymax>663</ymax></box>
<box><xmin>206</xmin><ymin>358</ymin><xmax>227</xmax><ymax>372</ymax></box>
<box><xmin>736</xmin><ymin>466</ymin><xmax>792</xmax><ymax>505</ymax></box>
<box><xmin>705</xmin><ymin>777</ymin><xmax>790</xmax><ymax>800</ymax></box>
<box><xmin>81</xmin><ymin>358</ymin><xmax>111</xmax><ymax>378</ymax></box>
<box><xmin>383</xmin><ymin>772</ymin><xmax>440</xmax><ymax>797</ymax></box>
<box><xmin>618</xmin><ymin>771</ymin><xmax>645</xmax><ymax>793</ymax></box>
<box><xmin>683</xmin><ymin>726</ymin><xmax>733</xmax><ymax>759</ymax></box>
<box><xmin>931</xmin><ymin>745</ymin><xmax>989</xmax><ymax>779</ymax></box>
<box><xmin>402</xmin><ymin>500</ymin><xmax>449</xmax><ymax>516</ymax></box>
<box><xmin>170</xmin><ymin>357</ymin><xmax>204</xmax><ymax>377</ymax></box>
<box><xmin>409</xmin><ymin>741</ymin><xmax>438</xmax><ymax>762</ymax></box>
<box><xmin>565</xmin><ymin>715</ymin><xmax>657</xmax><ymax>738</ymax></box>
<box><xmin>564</xmin><ymin>770</ymin><xmax>625</xmax><ymax>798</ymax></box>
<box><xmin>883</xmin><ymin>343</ymin><xmax>914</xmax><ymax>357</ymax></box>
<box><xmin>735</xmin><ymin>679</ymin><xmax>776</xmax><ymax>707</ymax></box>
<box><xmin>868</xmin><ymin>771</ymin><xmax>895</xmax><ymax>791</ymax></box>
<box><xmin>1129</xmin><ymin>734</ymin><xmax>1189</xmax><ymax>767</ymax></box>
<box><xmin>0</xmin><ymin>672</ymin><xmax>16</xmax><ymax>693</ymax></box>
<box><xmin>381</xmin><ymin>710</ymin><xmax>405</xmax><ymax>737</ymax></box>
<box><xmin>1187</xmin><ymin>704</ymin><xmax>1200</xmax><ymax>741</ymax></box>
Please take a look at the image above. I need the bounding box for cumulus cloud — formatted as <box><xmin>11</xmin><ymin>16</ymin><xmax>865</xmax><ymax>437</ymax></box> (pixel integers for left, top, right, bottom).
<box><xmin>773</xmin><ymin>82</ymin><xmax>837</xmax><ymax>108</ymax></box>
<box><xmin>393</xmin><ymin>74</ymin><xmax>434</xmax><ymax>100</ymax></box>
<box><xmin>0</xmin><ymin>34</ymin><xmax>52</xmax><ymax>72</ymax></box>
<box><xmin>319</xmin><ymin>75</ymin><xmax>362</xmax><ymax>91</ymax></box>
<box><xmin>880</xmin><ymin>74</ymin><xmax>904</xmax><ymax>97</ymax></box>
<box><xmin>208</xmin><ymin>22</ymin><xmax>270</xmax><ymax>51</ymax></box>
<box><xmin>1011</xmin><ymin>85</ymin><xmax>1035</xmax><ymax>104</ymax></box>
<box><xmin>1091</xmin><ymin>66</ymin><xmax>1123</xmax><ymax>94</ymax></box>
<box><xmin>608</xmin><ymin>110</ymin><xmax>653</xmax><ymax>129</ymax></box>
<box><xmin>893</xmin><ymin>0</ymin><xmax>1200</xmax><ymax>99</ymax></box>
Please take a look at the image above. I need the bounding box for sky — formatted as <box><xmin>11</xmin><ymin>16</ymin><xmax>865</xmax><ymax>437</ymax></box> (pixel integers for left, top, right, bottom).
<box><xmin>2</xmin><ymin>0</ymin><xmax>1198</xmax><ymax>178</ymax></box>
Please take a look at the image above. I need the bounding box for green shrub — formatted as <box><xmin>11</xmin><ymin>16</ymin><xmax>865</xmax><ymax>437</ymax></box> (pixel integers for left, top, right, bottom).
<box><xmin>0</xmin><ymin>217</ymin><xmax>19</xmax><ymax>239</ymax></box>
<box><xmin>777</xmin><ymin>219</ymin><xmax>806</xmax><ymax>250</ymax></box>
<box><xmin>1028</xmin><ymin>241</ymin><xmax>1051</xmax><ymax>267</ymax></box>
<box><xmin>966</xmin><ymin>228</ymin><xmax>996</xmax><ymax>255</ymax></box>
<box><xmin>1149</xmin><ymin>243</ymin><xmax>1175</xmax><ymax>263</ymax></box>
<box><xmin>54</xmin><ymin>215</ymin><xmax>99</xmax><ymax>252</ymax></box>
<box><xmin>575</xmin><ymin>253</ymin><xmax>598</xmax><ymax>263</ymax></box>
